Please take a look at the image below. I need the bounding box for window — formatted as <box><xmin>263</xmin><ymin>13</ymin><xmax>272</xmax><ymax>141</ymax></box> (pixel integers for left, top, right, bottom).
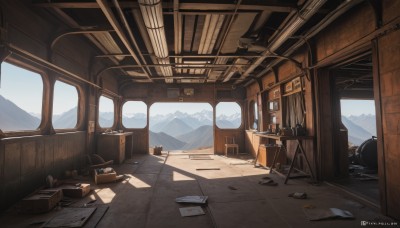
<box><xmin>0</xmin><ymin>62</ymin><xmax>43</xmax><ymax>131</ymax></box>
<box><xmin>122</xmin><ymin>101</ymin><xmax>147</xmax><ymax>128</ymax></box>
<box><xmin>52</xmin><ymin>81</ymin><xmax>78</xmax><ymax>129</ymax></box>
<box><xmin>216</xmin><ymin>102</ymin><xmax>242</xmax><ymax>129</ymax></box>
<box><xmin>249</xmin><ymin>100</ymin><xmax>258</xmax><ymax>130</ymax></box>
<box><xmin>98</xmin><ymin>96</ymin><xmax>114</xmax><ymax>128</ymax></box>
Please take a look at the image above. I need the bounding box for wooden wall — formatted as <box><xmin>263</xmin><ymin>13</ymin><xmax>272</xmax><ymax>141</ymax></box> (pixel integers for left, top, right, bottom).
<box><xmin>0</xmin><ymin>0</ymin><xmax>117</xmax><ymax>211</ymax></box>
<box><xmin>375</xmin><ymin>0</ymin><xmax>400</xmax><ymax>219</ymax></box>
<box><xmin>0</xmin><ymin>132</ymin><xmax>86</xmax><ymax>211</ymax></box>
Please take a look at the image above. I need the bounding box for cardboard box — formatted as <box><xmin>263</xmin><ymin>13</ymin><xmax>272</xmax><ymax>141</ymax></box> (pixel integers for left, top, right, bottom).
<box><xmin>94</xmin><ymin>168</ymin><xmax>117</xmax><ymax>184</ymax></box>
<box><xmin>60</xmin><ymin>184</ymin><xmax>91</xmax><ymax>198</ymax></box>
<box><xmin>19</xmin><ymin>189</ymin><xmax>62</xmax><ymax>213</ymax></box>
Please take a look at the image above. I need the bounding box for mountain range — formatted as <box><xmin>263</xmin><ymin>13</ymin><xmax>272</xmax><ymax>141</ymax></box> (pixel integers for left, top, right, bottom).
<box><xmin>0</xmin><ymin>94</ymin><xmax>375</xmax><ymax>148</ymax></box>
<box><xmin>341</xmin><ymin>115</ymin><xmax>376</xmax><ymax>146</ymax></box>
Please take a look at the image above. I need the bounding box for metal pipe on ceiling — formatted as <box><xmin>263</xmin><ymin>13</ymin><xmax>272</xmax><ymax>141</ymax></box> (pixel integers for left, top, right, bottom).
<box><xmin>239</xmin><ymin>0</ymin><xmax>327</xmax><ymax>81</ymax></box>
<box><xmin>96</xmin><ymin>0</ymin><xmax>153</xmax><ymax>82</ymax></box>
<box><xmin>6</xmin><ymin>43</ymin><xmax>121</xmax><ymax>97</ymax></box>
<box><xmin>112</xmin><ymin>0</ymin><xmax>153</xmax><ymax>79</ymax></box>
<box><xmin>205</xmin><ymin>0</ymin><xmax>242</xmax><ymax>82</ymax></box>
<box><xmin>138</xmin><ymin>0</ymin><xmax>173</xmax><ymax>83</ymax></box>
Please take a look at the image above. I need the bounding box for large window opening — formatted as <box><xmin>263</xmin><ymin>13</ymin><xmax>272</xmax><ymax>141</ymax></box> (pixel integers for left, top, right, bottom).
<box><xmin>122</xmin><ymin>101</ymin><xmax>147</xmax><ymax>128</ymax></box>
<box><xmin>149</xmin><ymin>103</ymin><xmax>213</xmax><ymax>153</ymax></box>
<box><xmin>98</xmin><ymin>96</ymin><xmax>114</xmax><ymax>128</ymax></box>
<box><xmin>0</xmin><ymin>62</ymin><xmax>43</xmax><ymax>132</ymax></box>
<box><xmin>52</xmin><ymin>81</ymin><xmax>79</xmax><ymax>129</ymax></box>
<box><xmin>331</xmin><ymin>53</ymin><xmax>379</xmax><ymax>205</ymax></box>
<box><xmin>216</xmin><ymin>102</ymin><xmax>242</xmax><ymax>129</ymax></box>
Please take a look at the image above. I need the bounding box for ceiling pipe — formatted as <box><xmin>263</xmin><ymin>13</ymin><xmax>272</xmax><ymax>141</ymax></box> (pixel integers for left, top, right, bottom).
<box><xmin>206</xmin><ymin>0</ymin><xmax>242</xmax><ymax>82</ymax></box>
<box><xmin>173</xmin><ymin>0</ymin><xmax>182</xmax><ymax>74</ymax></box>
<box><xmin>96</xmin><ymin>0</ymin><xmax>152</xmax><ymax>82</ymax></box>
<box><xmin>239</xmin><ymin>0</ymin><xmax>327</xmax><ymax>81</ymax></box>
<box><xmin>138</xmin><ymin>0</ymin><xmax>173</xmax><ymax>83</ymax></box>
<box><xmin>112</xmin><ymin>0</ymin><xmax>153</xmax><ymax>79</ymax></box>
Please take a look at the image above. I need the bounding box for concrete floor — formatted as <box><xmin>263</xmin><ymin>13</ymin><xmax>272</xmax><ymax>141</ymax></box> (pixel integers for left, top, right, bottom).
<box><xmin>0</xmin><ymin>152</ymin><xmax>396</xmax><ymax>228</ymax></box>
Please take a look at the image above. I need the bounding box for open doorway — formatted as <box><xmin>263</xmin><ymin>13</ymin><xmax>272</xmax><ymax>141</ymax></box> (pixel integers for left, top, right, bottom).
<box><xmin>149</xmin><ymin>103</ymin><xmax>214</xmax><ymax>154</ymax></box>
<box><xmin>330</xmin><ymin>53</ymin><xmax>379</xmax><ymax>206</ymax></box>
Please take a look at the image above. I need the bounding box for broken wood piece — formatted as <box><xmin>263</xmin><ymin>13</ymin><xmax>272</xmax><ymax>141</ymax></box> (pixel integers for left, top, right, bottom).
<box><xmin>258</xmin><ymin>179</ymin><xmax>278</xmax><ymax>186</ymax></box>
<box><xmin>196</xmin><ymin>168</ymin><xmax>220</xmax><ymax>171</ymax></box>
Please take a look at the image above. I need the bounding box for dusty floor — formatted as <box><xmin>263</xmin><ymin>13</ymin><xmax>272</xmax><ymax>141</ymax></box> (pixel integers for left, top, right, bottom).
<box><xmin>0</xmin><ymin>152</ymin><xmax>397</xmax><ymax>228</ymax></box>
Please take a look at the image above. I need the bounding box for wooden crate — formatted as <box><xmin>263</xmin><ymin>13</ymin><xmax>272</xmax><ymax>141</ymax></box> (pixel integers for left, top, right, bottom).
<box><xmin>19</xmin><ymin>189</ymin><xmax>62</xmax><ymax>213</ymax></box>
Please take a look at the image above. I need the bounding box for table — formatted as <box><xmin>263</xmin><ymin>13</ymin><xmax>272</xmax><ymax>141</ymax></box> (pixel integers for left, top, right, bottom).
<box><xmin>255</xmin><ymin>134</ymin><xmax>315</xmax><ymax>184</ymax></box>
<box><xmin>97</xmin><ymin>132</ymin><xmax>133</xmax><ymax>164</ymax></box>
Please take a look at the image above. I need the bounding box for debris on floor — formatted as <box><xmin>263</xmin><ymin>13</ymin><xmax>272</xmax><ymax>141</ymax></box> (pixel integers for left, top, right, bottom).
<box><xmin>179</xmin><ymin>206</ymin><xmax>205</xmax><ymax>217</ymax></box>
<box><xmin>303</xmin><ymin>207</ymin><xmax>354</xmax><ymax>221</ymax></box>
<box><xmin>228</xmin><ymin>186</ymin><xmax>238</xmax><ymax>190</ymax></box>
<box><xmin>196</xmin><ymin>168</ymin><xmax>220</xmax><ymax>171</ymax></box>
<box><xmin>94</xmin><ymin>168</ymin><xmax>125</xmax><ymax>184</ymax></box>
<box><xmin>175</xmin><ymin>196</ymin><xmax>208</xmax><ymax>204</ymax></box>
<box><xmin>288</xmin><ymin>192</ymin><xmax>307</xmax><ymax>199</ymax></box>
<box><xmin>42</xmin><ymin>207</ymin><xmax>96</xmax><ymax>227</ymax></box>
<box><xmin>303</xmin><ymin>204</ymin><xmax>316</xmax><ymax>209</ymax></box>
<box><xmin>258</xmin><ymin>179</ymin><xmax>278</xmax><ymax>186</ymax></box>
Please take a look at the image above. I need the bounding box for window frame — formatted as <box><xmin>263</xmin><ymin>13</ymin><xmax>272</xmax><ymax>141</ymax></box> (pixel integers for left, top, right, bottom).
<box><xmin>215</xmin><ymin>101</ymin><xmax>243</xmax><ymax>130</ymax></box>
<box><xmin>0</xmin><ymin>59</ymin><xmax>47</xmax><ymax>137</ymax></box>
<box><xmin>121</xmin><ymin>100</ymin><xmax>148</xmax><ymax>129</ymax></box>
<box><xmin>97</xmin><ymin>94</ymin><xmax>116</xmax><ymax>130</ymax></box>
<box><xmin>52</xmin><ymin>78</ymin><xmax>84</xmax><ymax>133</ymax></box>
<box><xmin>248</xmin><ymin>99</ymin><xmax>258</xmax><ymax>130</ymax></box>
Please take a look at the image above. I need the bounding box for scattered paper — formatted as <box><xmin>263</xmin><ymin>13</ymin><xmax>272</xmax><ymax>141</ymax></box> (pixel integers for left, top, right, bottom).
<box><xmin>179</xmin><ymin>206</ymin><xmax>205</xmax><ymax>217</ymax></box>
<box><xmin>175</xmin><ymin>196</ymin><xmax>208</xmax><ymax>204</ymax></box>
<box><xmin>303</xmin><ymin>207</ymin><xmax>354</xmax><ymax>221</ymax></box>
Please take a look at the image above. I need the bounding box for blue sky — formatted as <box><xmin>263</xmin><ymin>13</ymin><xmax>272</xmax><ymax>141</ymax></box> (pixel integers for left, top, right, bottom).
<box><xmin>340</xmin><ymin>100</ymin><xmax>375</xmax><ymax>116</ymax></box>
<box><xmin>1</xmin><ymin>61</ymin><xmax>376</xmax><ymax>117</ymax></box>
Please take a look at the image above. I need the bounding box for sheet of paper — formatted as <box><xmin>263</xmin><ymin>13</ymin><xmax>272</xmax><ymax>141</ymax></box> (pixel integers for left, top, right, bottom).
<box><xmin>179</xmin><ymin>206</ymin><xmax>205</xmax><ymax>217</ymax></box>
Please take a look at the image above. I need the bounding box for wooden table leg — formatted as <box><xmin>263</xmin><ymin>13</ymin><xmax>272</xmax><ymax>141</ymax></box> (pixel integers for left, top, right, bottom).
<box><xmin>254</xmin><ymin>145</ymin><xmax>261</xmax><ymax>167</ymax></box>
<box><xmin>297</xmin><ymin>139</ymin><xmax>316</xmax><ymax>182</ymax></box>
<box><xmin>284</xmin><ymin>144</ymin><xmax>299</xmax><ymax>184</ymax></box>
<box><xmin>269</xmin><ymin>145</ymin><xmax>282</xmax><ymax>174</ymax></box>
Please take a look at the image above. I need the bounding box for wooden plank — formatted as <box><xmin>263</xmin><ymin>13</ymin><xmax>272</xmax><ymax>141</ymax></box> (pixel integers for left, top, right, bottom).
<box><xmin>43</xmin><ymin>207</ymin><xmax>96</xmax><ymax>227</ymax></box>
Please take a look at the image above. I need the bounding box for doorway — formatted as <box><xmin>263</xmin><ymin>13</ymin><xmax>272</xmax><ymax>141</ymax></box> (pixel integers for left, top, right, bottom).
<box><xmin>330</xmin><ymin>53</ymin><xmax>380</xmax><ymax>206</ymax></box>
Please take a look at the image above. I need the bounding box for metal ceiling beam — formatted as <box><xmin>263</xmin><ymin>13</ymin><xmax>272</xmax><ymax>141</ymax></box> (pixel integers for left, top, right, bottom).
<box><xmin>50</xmin><ymin>28</ymin><xmax>114</xmax><ymax>49</ymax></box>
<box><xmin>174</xmin><ymin>0</ymin><xmax>182</xmax><ymax>74</ymax></box>
<box><xmin>238</xmin><ymin>0</ymin><xmax>327</xmax><ymax>83</ymax></box>
<box><xmin>95</xmin><ymin>53</ymin><xmax>132</xmax><ymax>58</ymax></box>
<box><xmin>112</xmin><ymin>0</ymin><xmax>153</xmax><ymax>79</ymax></box>
<box><xmin>49</xmin><ymin>7</ymin><xmax>121</xmax><ymax>65</ymax></box>
<box><xmin>96</xmin><ymin>0</ymin><xmax>152</xmax><ymax>81</ymax></box>
<box><xmin>34</xmin><ymin>1</ymin><xmax>294</xmax><ymax>12</ymax></box>
<box><xmin>205</xmin><ymin>0</ymin><xmax>242</xmax><ymax>81</ymax></box>
<box><xmin>251</xmin><ymin>0</ymin><xmax>365</xmax><ymax>82</ymax></box>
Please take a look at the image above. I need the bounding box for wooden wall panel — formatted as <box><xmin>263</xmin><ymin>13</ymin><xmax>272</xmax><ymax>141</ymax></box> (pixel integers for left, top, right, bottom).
<box><xmin>0</xmin><ymin>132</ymin><xmax>86</xmax><ymax>211</ymax></box>
<box><xmin>377</xmin><ymin>27</ymin><xmax>400</xmax><ymax>219</ymax></box>
<box><xmin>382</xmin><ymin>0</ymin><xmax>400</xmax><ymax>24</ymax></box>
<box><xmin>315</xmin><ymin>3</ymin><xmax>375</xmax><ymax>62</ymax></box>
